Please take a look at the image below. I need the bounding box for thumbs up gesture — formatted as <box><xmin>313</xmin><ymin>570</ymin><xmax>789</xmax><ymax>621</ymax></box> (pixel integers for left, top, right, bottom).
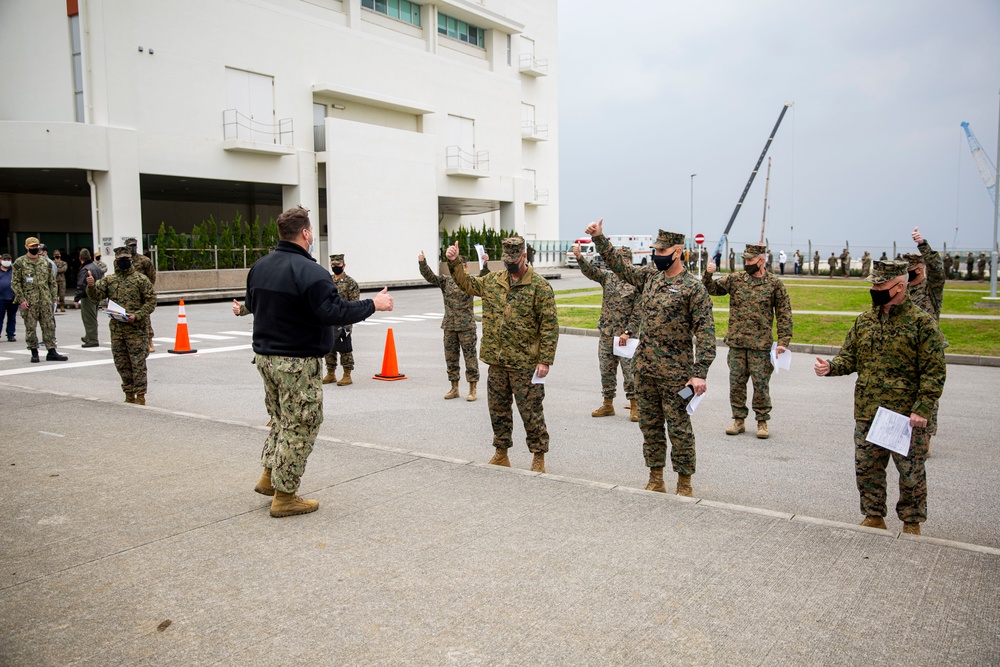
<box><xmin>373</xmin><ymin>286</ymin><xmax>393</xmax><ymax>312</ymax></box>
<box><xmin>86</xmin><ymin>270</ymin><xmax>95</xmax><ymax>286</ymax></box>
<box><xmin>232</xmin><ymin>299</ymin><xmax>242</xmax><ymax>316</ymax></box>
<box><xmin>445</xmin><ymin>242</ymin><xmax>460</xmax><ymax>262</ymax></box>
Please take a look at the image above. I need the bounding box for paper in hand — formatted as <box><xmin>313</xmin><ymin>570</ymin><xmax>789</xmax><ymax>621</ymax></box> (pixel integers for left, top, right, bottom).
<box><xmin>613</xmin><ymin>336</ymin><xmax>640</xmax><ymax>359</ymax></box>
<box><xmin>865</xmin><ymin>406</ymin><xmax>912</xmax><ymax>456</ymax></box>
<box><xmin>686</xmin><ymin>392</ymin><xmax>704</xmax><ymax>415</ymax></box>
<box><xmin>475</xmin><ymin>244</ymin><xmax>486</xmax><ymax>271</ymax></box>
<box><xmin>770</xmin><ymin>342</ymin><xmax>792</xmax><ymax>373</ymax></box>
<box><xmin>531</xmin><ymin>368</ymin><xmax>547</xmax><ymax>384</ymax></box>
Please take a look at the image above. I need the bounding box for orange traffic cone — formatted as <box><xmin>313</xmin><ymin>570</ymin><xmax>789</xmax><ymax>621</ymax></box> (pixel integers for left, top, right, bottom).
<box><xmin>167</xmin><ymin>299</ymin><xmax>198</xmax><ymax>354</ymax></box>
<box><xmin>373</xmin><ymin>327</ymin><xmax>406</xmax><ymax>381</ymax></box>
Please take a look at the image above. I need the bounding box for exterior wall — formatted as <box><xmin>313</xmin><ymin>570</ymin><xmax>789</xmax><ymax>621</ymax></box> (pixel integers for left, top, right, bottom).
<box><xmin>0</xmin><ymin>0</ymin><xmax>559</xmax><ymax>282</ymax></box>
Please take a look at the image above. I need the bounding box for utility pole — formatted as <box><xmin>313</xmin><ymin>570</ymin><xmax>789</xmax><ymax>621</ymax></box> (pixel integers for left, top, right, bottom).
<box><xmin>992</xmin><ymin>89</ymin><xmax>999</xmax><ymax>299</ymax></box>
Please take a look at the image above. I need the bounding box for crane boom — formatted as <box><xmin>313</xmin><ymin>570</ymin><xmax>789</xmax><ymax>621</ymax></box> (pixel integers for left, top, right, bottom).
<box><xmin>961</xmin><ymin>121</ymin><xmax>997</xmax><ymax>206</ymax></box>
<box><xmin>712</xmin><ymin>102</ymin><xmax>793</xmax><ymax>263</ymax></box>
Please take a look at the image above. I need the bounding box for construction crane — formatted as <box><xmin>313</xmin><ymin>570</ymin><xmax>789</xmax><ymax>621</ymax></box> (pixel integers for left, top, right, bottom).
<box><xmin>712</xmin><ymin>102</ymin><xmax>793</xmax><ymax>265</ymax></box>
<box><xmin>961</xmin><ymin>121</ymin><xmax>997</xmax><ymax>205</ymax></box>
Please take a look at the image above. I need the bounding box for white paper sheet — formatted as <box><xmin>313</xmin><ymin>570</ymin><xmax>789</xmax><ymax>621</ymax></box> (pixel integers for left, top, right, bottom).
<box><xmin>531</xmin><ymin>369</ymin><xmax>547</xmax><ymax>384</ymax></box>
<box><xmin>101</xmin><ymin>299</ymin><xmax>130</xmax><ymax>322</ymax></box>
<box><xmin>612</xmin><ymin>336</ymin><xmax>640</xmax><ymax>359</ymax></box>
<box><xmin>865</xmin><ymin>406</ymin><xmax>912</xmax><ymax>456</ymax></box>
<box><xmin>475</xmin><ymin>244</ymin><xmax>486</xmax><ymax>271</ymax></box>
<box><xmin>770</xmin><ymin>342</ymin><xmax>792</xmax><ymax>372</ymax></box>
<box><xmin>685</xmin><ymin>392</ymin><xmax>705</xmax><ymax>415</ymax></box>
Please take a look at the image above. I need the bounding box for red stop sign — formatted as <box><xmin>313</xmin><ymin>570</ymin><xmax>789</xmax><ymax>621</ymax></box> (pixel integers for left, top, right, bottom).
<box><xmin>694</xmin><ymin>233</ymin><xmax>705</xmax><ymax>245</ymax></box>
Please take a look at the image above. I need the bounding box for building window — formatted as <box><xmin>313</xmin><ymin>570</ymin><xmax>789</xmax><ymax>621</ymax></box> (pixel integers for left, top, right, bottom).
<box><xmin>361</xmin><ymin>0</ymin><xmax>421</xmax><ymax>27</ymax></box>
<box><xmin>313</xmin><ymin>103</ymin><xmax>326</xmax><ymax>152</ymax></box>
<box><xmin>437</xmin><ymin>12</ymin><xmax>485</xmax><ymax>48</ymax></box>
<box><xmin>506</xmin><ymin>34</ymin><xmax>512</xmax><ymax>65</ymax></box>
<box><xmin>69</xmin><ymin>13</ymin><xmax>84</xmax><ymax>122</ymax></box>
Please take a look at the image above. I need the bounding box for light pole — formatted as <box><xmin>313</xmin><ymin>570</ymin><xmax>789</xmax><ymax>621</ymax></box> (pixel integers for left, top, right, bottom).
<box><xmin>690</xmin><ymin>173</ymin><xmax>697</xmax><ymax>276</ymax></box>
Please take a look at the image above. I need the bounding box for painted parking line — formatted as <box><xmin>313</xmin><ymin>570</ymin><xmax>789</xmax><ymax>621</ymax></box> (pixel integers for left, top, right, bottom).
<box><xmin>219</xmin><ymin>331</ymin><xmax>253</xmax><ymax>336</ymax></box>
<box><xmin>0</xmin><ymin>344</ymin><xmax>253</xmax><ymax>377</ymax></box>
<box><xmin>188</xmin><ymin>334</ymin><xmax>236</xmax><ymax>340</ymax></box>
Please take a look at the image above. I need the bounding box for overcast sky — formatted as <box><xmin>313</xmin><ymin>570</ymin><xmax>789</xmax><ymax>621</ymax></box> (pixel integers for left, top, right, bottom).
<box><xmin>557</xmin><ymin>0</ymin><xmax>1000</xmax><ymax>256</ymax></box>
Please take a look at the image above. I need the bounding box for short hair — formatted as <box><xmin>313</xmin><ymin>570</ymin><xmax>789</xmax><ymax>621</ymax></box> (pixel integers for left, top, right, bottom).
<box><xmin>276</xmin><ymin>207</ymin><xmax>311</xmax><ymax>241</ymax></box>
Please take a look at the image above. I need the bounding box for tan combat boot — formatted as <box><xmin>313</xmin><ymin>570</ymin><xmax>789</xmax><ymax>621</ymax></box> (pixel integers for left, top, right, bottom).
<box><xmin>676</xmin><ymin>474</ymin><xmax>693</xmax><ymax>497</ymax></box>
<box><xmin>135</xmin><ymin>395</ymin><xmax>146</xmax><ymax>406</ymax></box>
<box><xmin>488</xmin><ymin>448</ymin><xmax>511</xmax><ymax>467</ymax></box>
<box><xmin>592</xmin><ymin>397</ymin><xmax>615</xmax><ymax>417</ymax></box>
<box><xmin>466</xmin><ymin>381</ymin><xmax>477</xmax><ymax>402</ymax></box>
<box><xmin>860</xmin><ymin>516</ymin><xmax>887</xmax><ymax>529</ymax></box>
<box><xmin>726</xmin><ymin>418</ymin><xmax>745</xmax><ymax>435</ymax></box>
<box><xmin>645</xmin><ymin>468</ymin><xmax>666</xmax><ymax>493</ymax></box>
<box><xmin>254</xmin><ymin>468</ymin><xmax>275</xmax><ymax>496</ymax></box>
<box><xmin>629</xmin><ymin>398</ymin><xmax>639</xmax><ymax>422</ymax></box>
<box><xmin>336</xmin><ymin>369</ymin><xmax>353</xmax><ymax>386</ymax></box>
<box><xmin>530</xmin><ymin>453</ymin><xmax>546</xmax><ymax>473</ymax></box>
<box><xmin>270</xmin><ymin>490</ymin><xmax>319</xmax><ymax>517</ymax></box>
<box><xmin>124</xmin><ymin>393</ymin><xmax>135</xmax><ymax>404</ymax></box>
<box><xmin>148</xmin><ymin>341</ymin><xmax>156</xmax><ymax>353</ymax></box>
<box><xmin>322</xmin><ymin>370</ymin><xmax>337</xmax><ymax>384</ymax></box>
<box><xmin>903</xmin><ymin>522</ymin><xmax>921</xmax><ymax>536</ymax></box>
<box><xmin>756</xmin><ymin>421</ymin><xmax>769</xmax><ymax>439</ymax></box>
<box><xmin>444</xmin><ymin>381</ymin><xmax>460</xmax><ymax>399</ymax></box>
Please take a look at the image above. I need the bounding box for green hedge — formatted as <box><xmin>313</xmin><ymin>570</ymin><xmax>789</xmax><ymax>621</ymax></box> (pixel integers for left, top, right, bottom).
<box><xmin>153</xmin><ymin>213</ymin><xmax>279</xmax><ymax>270</ymax></box>
<box><xmin>439</xmin><ymin>224</ymin><xmax>516</xmax><ymax>263</ymax></box>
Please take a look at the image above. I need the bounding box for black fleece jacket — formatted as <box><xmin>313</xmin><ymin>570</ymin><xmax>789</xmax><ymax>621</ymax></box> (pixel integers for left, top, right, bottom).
<box><xmin>246</xmin><ymin>241</ymin><xmax>375</xmax><ymax>357</ymax></box>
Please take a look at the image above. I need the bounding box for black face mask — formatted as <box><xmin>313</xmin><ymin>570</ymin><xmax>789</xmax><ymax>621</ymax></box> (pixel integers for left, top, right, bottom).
<box><xmin>332</xmin><ymin>266</ymin><xmax>344</xmax><ymax>275</ymax></box>
<box><xmin>745</xmin><ymin>262</ymin><xmax>761</xmax><ymax>276</ymax></box>
<box><xmin>27</xmin><ymin>247</ymin><xmax>39</xmax><ymax>256</ymax></box>
<box><xmin>907</xmin><ymin>269</ymin><xmax>918</xmax><ymax>282</ymax></box>
<box><xmin>652</xmin><ymin>253</ymin><xmax>675</xmax><ymax>271</ymax></box>
<box><xmin>870</xmin><ymin>287</ymin><xmax>894</xmax><ymax>306</ymax></box>
<box><xmin>504</xmin><ymin>262</ymin><xmax>521</xmax><ymax>274</ymax></box>
<box><xmin>116</xmin><ymin>259</ymin><xmax>132</xmax><ymax>272</ymax></box>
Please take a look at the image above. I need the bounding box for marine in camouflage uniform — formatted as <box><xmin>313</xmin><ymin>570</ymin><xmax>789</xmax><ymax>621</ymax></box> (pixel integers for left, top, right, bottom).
<box><xmin>323</xmin><ymin>254</ymin><xmax>360</xmax><ymax>386</ymax></box>
<box><xmin>943</xmin><ymin>253</ymin><xmax>953</xmax><ymax>279</ymax></box>
<box><xmin>86</xmin><ymin>247</ymin><xmax>157</xmax><ymax>402</ymax></box>
<box><xmin>54</xmin><ymin>254</ymin><xmax>68</xmax><ymax>312</ymax></box>
<box><xmin>11</xmin><ymin>237</ymin><xmax>67</xmax><ymax>362</ymax></box>
<box><xmin>812</xmin><ymin>251</ymin><xmax>820</xmax><ymax>276</ymax></box>
<box><xmin>419</xmin><ymin>252</ymin><xmax>487</xmax><ymax>401</ymax></box>
<box><xmin>592</xmin><ymin>225</ymin><xmax>716</xmax><ymax>497</ymax></box>
<box><xmin>902</xmin><ymin>228</ymin><xmax>947</xmax><ymax>440</ymax></box>
<box><xmin>448</xmin><ymin>236</ymin><xmax>558</xmax><ymax>473</ymax></box>
<box><xmin>126</xmin><ymin>239</ymin><xmax>157</xmax><ymax>351</ymax></box>
<box><xmin>704</xmin><ymin>244</ymin><xmax>793</xmax><ymax>438</ymax></box>
<box><xmin>860</xmin><ymin>252</ymin><xmax>871</xmax><ymax>279</ymax></box>
<box><xmin>827</xmin><ymin>253</ymin><xmax>837</xmax><ymax>278</ymax></box>
<box><xmin>818</xmin><ymin>260</ymin><xmax>945</xmax><ymax>535</ymax></box>
<box><xmin>577</xmin><ymin>246</ymin><xmax>640</xmax><ymax>420</ymax></box>
<box><xmin>978</xmin><ymin>253</ymin><xmax>987</xmax><ymax>281</ymax></box>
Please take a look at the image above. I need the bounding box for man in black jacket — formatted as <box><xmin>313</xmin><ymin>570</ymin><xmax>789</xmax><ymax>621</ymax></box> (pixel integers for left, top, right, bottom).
<box><xmin>75</xmin><ymin>249</ymin><xmax>104</xmax><ymax>347</ymax></box>
<box><xmin>246</xmin><ymin>207</ymin><xmax>393</xmax><ymax>517</ymax></box>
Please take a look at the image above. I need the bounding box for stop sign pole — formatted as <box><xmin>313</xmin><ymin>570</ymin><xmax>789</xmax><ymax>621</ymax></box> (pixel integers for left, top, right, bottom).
<box><xmin>695</xmin><ymin>233</ymin><xmax>705</xmax><ymax>278</ymax></box>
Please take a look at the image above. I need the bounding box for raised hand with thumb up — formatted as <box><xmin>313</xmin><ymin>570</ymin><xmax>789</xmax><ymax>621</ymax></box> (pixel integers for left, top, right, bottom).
<box><xmin>86</xmin><ymin>270</ymin><xmax>95</xmax><ymax>286</ymax></box>
<box><xmin>373</xmin><ymin>286</ymin><xmax>393</xmax><ymax>312</ymax></box>
<box><xmin>445</xmin><ymin>242</ymin><xmax>460</xmax><ymax>262</ymax></box>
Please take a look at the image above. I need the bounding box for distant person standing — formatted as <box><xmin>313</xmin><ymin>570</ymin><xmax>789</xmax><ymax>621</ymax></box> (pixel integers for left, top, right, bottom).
<box><xmin>446</xmin><ymin>236</ymin><xmax>559</xmax><ymax>474</ymax></box>
<box><xmin>95</xmin><ymin>252</ymin><xmax>108</xmax><ymax>276</ymax></box>
<box><xmin>418</xmin><ymin>249</ymin><xmax>487</xmax><ymax>401</ymax></box>
<box><xmin>705</xmin><ymin>245</ymin><xmax>793</xmax><ymax>439</ymax></box>
<box><xmin>322</xmin><ymin>253</ymin><xmax>361</xmax><ymax>386</ymax></box>
<box><xmin>879</xmin><ymin>251</ymin><xmax>888</xmax><ymax>261</ymax></box>
<box><xmin>125</xmin><ymin>238</ymin><xmax>157</xmax><ymax>352</ymax></box>
<box><xmin>767</xmin><ymin>249</ymin><xmax>775</xmax><ymax>273</ymax></box>
<box><xmin>841</xmin><ymin>249</ymin><xmax>851</xmax><ymax>277</ymax></box>
<box><xmin>728</xmin><ymin>248</ymin><xmax>736</xmax><ymax>273</ymax></box>
<box><xmin>812</xmin><ymin>250</ymin><xmax>820</xmax><ymax>276</ymax></box>
<box><xmin>828</xmin><ymin>253</ymin><xmax>837</xmax><ymax>278</ymax></box>
<box><xmin>977</xmin><ymin>253</ymin><xmax>987</xmax><ymax>281</ymax></box>
<box><xmin>86</xmin><ymin>247</ymin><xmax>157</xmax><ymax>404</ymax></box>
<box><xmin>12</xmin><ymin>238</ymin><xmax>67</xmax><ymax>363</ymax></box>
<box><xmin>74</xmin><ymin>249</ymin><xmax>104</xmax><ymax>347</ymax></box>
<box><xmin>575</xmin><ymin>244</ymin><xmax>640</xmax><ymax>421</ymax></box>
<box><xmin>53</xmin><ymin>250</ymin><xmax>68</xmax><ymax>312</ymax></box>
<box><xmin>814</xmin><ymin>260</ymin><xmax>946</xmax><ymax>536</ymax></box>
<box><xmin>778</xmin><ymin>249</ymin><xmax>787</xmax><ymax>275</ymax></box>
<box><xmin>861</xmin><ymin>251</ymin><xmax>872</xmax><ymax>279</ymax></box>
<box><xmin>0</xmin><ymin>254</ymin><xmax>17</xmax><ymax>341</ymax></box>
<box><xmin>793</xmin><ymin>250</ymin><xmax>802</xmax><ymax>275</ymax></box>
<box><xmin>966</xmin><ymin>252</ymin><xmax>974</xmax><ymax>280</ymax></box>
<box><xmin>943</xmin><ymin>253</ymin><xmax>953</xmax><ymax>279</ymax></box>
<box><xmin>246</xmin><ymin>207</ymin><xmax>392</xmax><ymax>517</ymax></box>
<box><xmin>952</xmin><ymin>253</ymin><xmax>961</xmax><ymax>279</ymax></box>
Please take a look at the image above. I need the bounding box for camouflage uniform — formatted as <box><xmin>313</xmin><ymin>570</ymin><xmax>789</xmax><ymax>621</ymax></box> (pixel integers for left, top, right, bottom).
<box><xmin>419</xmin><ymin>257</ymin><xmax>484</xmax><ymax>383</ymax></box>
<box><xmin>903</xmin><ymin>242</ymin><xmax>946</xmax><ymax>436</ymax></box>
<box><xmin>860</xmin><ymin>253</ymin><xmax>871</xmax><ymax>279</ymax></box>
<box><xmin>595</xmin><ymin>231</ymin><xmax>716</xmax><ymax>475</ymax></box>
<box><xmin>126</xmin><ymin>240</ymin><xmax>157</xmax><ymax>343</ymax></box>
<box><xmin>978</xmin><ymin>253</ymin><xmax>987</xmax><ymax>281</ymax></box>
<box><xmin>824</xmin><ymin>261</ymin><xmax>946</xmax><ymax>524</ymax></box>
<box><xmin>324</xmin><ymin>259</ymin><xmax>359</xmax><ymax>375</ymax></box>
<box><xmin>812</xmin><ymin>251</ymin><xmax>820</xmax><ymax>276</ymax></box>
<box><xmin>578</xmin><ymin>251</ymin><xmax>639</xmax><ymax>400</ymax></box>
<box><xmin>54</xmin><ymin>258</ymin><xmax>68</xmax><ymax>310</ymax></box>
<box><xmin>828</xmin><ymin>254</ymin><xmax>837</xmax><ymax>278</ymax></box>
<box><xmin>704</xmin><ymin>244</ymin><xmax>793</xmax><ymax>423</ymax></box>
<box><xmin>943</xmin><ymin>253</ymin><xmax>953</xmax><ymax>278</ymax></box>
<box><xmin>257</xmin><ymin>353</ymin><xmax>323</xmax><ymax>493</ymax></box>
<box><xmin>841</xmin><ymin>251</ymin><xmax>851</xmax><ymax>277</ymax></box>
<box><xmin>86</xmin><ymin>247</ymin><xmax>157</xmax><ymax>398</ymax></box>
<box><xmin>728</xmin><ymin>249</ymin><xmax>736</xmax><ymax>273</ymax></box>
<box><xmin>449</xmin><ymin>238</ymin><xmax>558</xmax><ymax>454</ymax></box>
<box><xmin>11</xmin><ymin>251</ymin><xmax>57</xmax><ymax>351</ymax></box>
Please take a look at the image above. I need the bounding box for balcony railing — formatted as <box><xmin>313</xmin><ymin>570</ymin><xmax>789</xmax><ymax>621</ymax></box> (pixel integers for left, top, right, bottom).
<box><xmin>521</xmin><ymin>120</ymin><xmax>549</xmax><ymax>141</ymax></box>
<box><xmin>518</xmin><ymin>53</ymin><xmax>548</xmax><ymax>77</ymax></box>
<box><xmin>223</xmin><ymin>109</ymin><xmax>294</xmax><ymax>145</ymax></box>
<box><xmin>529</xmin><ymin>188</ymin><xmax>549</xmax><ymax>205</ymax></box>
<box><xmin>446</xmin><ymin>145</ymin><xmax>490</xmax><ymax>177</ymax></box>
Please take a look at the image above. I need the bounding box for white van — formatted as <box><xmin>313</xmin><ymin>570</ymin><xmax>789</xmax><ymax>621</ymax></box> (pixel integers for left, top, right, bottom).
<box><xmin>566</xmin><ymin>234</ymin><xmax>654</xmax><ymax>267</ymax></box>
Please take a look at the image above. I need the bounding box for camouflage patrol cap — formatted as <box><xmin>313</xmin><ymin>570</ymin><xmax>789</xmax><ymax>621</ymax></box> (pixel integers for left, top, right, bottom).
<box><xmin>124</xmin><ymin>237</ymin><xmax>138</xmax><ymax>246</ymax></box>
<box><xmin>24</xmin><ymin>237</ymin><xmax>40</xmax><ymax>248</ymax></box>
<box><xmin>901</xmin><ymin>253</ymin><xmax>924</xmax><ymax>270</ymax></box>
<box><xmin>651</xmin><ymin>229</ymin><xmax>685</xmax><ymax>250</ymax></box>
<box><xmin>501</xmin><ymin>236</ymin><xmax>526</xmax><ymax>262</ymax></box>
<box><xmin>743</xmin><ymin>244</ymin><xmax>767</xmax><ymax>259</ymax></box>
<box><xmin>618</xmin><ymin>246</ymin><xmax>632</xmax><ymax>262</ymax></box>
<box><xmin>113</xmin><ymin>246</ymin><xmax>131</xmax><ymax>259</ymax></box>
<box><xmin>867</xmin><ymin>260</ymin><xmax>908</xmax><ymax>284</ymax></box>
<box><xmin>329</xmin><ymin>254</ymin><xmax>345</xmax><ymax>266</ymax></box>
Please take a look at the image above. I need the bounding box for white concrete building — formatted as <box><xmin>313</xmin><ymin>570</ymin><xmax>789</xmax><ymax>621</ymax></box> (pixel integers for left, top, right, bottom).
<box><xmin>0</xmin><ymin>0</ymin><xmax>558</xmax><ymax>282</ymax></box>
